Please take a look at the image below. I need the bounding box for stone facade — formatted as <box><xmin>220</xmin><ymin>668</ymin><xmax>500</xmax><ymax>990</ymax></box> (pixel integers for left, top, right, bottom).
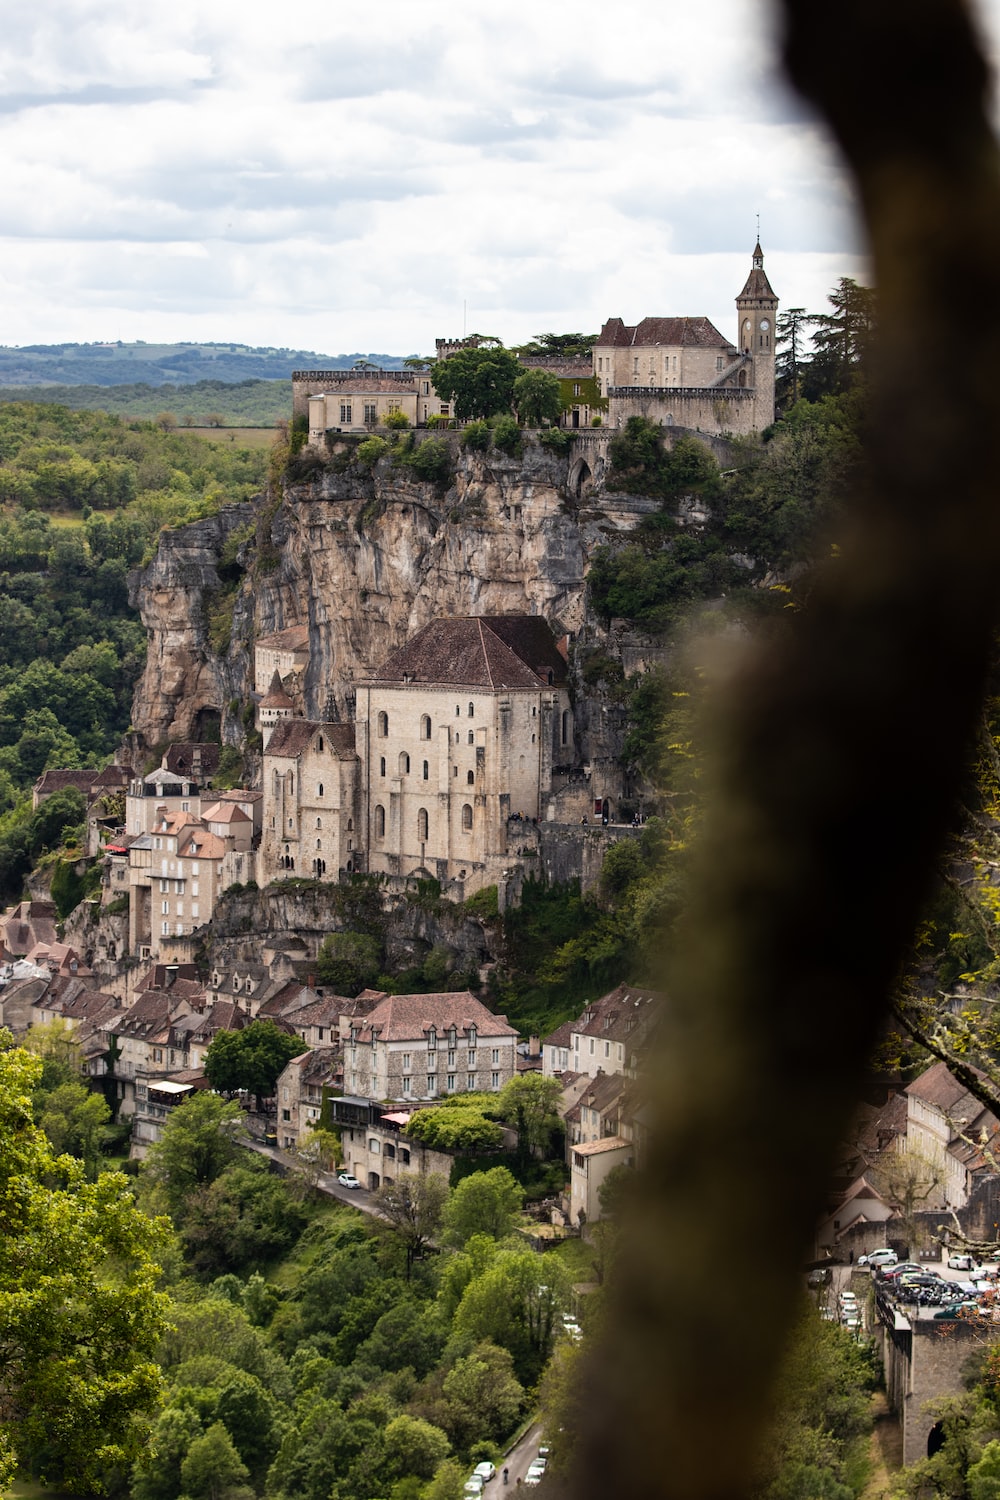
<box><xmin>260</xmin><ymin>719</ymin><xmax>361</xmax><ymax>882</ymax></box>
<box><xmin>345</xmin><ymin>990</ymin><xmax>518</xmax><ymax>1103</ymax></box>
<box><xmin>356</xmin><ymin>615</ymin><xmax>574</xmax><ymax>898</ymax></box>
<box><xmin>596</xmin><ymin>242</ymin><xmax>778</xmax><ymax>437</ymax></box>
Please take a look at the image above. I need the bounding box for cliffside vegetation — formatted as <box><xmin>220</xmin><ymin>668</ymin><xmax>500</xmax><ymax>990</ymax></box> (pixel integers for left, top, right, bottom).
<box><xmin>0</xmin><ymin>404</ymin><xmax>268</xmax><ymax>899</ymax></box>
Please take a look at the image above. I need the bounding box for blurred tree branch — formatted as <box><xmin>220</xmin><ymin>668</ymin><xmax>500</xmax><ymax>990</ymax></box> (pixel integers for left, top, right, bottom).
<box><xmin>569</xmin><ymin>3</ymin><xmax>1000</xmax><ymax>1497</ymax></box>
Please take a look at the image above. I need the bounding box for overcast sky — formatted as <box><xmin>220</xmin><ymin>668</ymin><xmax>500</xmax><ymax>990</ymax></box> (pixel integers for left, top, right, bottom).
<box><xmin>2</xmin><ymin>0</ymin><xmax>998</xmax><ymax>357</ymax></box>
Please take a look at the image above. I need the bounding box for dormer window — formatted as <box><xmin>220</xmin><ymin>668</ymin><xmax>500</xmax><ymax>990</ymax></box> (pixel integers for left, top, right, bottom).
<box><xmin>428</xmin><ymin>1026</ymin><xmax>437</xmax><ymax>1050</ymax></box>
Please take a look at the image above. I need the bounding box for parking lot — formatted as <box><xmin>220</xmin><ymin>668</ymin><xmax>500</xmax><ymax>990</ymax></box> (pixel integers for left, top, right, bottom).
<box><xmin>820</xmin><ymin>1249</ymin><xmax>1000</xmax><ymax>1330</ymax></box>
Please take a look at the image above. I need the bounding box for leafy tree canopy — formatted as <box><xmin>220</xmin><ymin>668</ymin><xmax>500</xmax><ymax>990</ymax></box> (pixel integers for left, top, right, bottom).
<box><xmin>0</xmin><ymin>1035</ymin><xmax>170</xmax><ymax>1489</ymax></box>
<box><xmin>204</xmin><ymin>1019</ymin><xmax>308</xmax><ymax>1110</ymax></box>
<box><xmin>431</xmin><ymin>347</ymin><xmax>521</xmax><ymax>422</ymax></box>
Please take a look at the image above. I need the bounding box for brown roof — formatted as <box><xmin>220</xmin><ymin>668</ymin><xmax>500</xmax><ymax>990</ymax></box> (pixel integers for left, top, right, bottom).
<box><xmin>264</xmin><ymin>720</ymin><xmax>357</xmax><ymax>760</ymax></box>
<box><xmin>904</xmin><ymin>1059</ymin><xmax>986</xmax><ymax>1113</ymax></box>
<box><xmin>257</xmin><ymin>625</ymin><xmax>310</xmax><ymax>653</ymax></box>
<box><xmin>201</xmin><ymin>801</ymin><xmax>252</xmax><ymax>825</ymax></box>
<box><xmin>92</xmin><ymin>764</ymin><xmax>130</xmax><ymax>788</ymax></box>
<box><xmin>261</xmin><ymin>671</ymin><xmax>295</xmax><ymax>709</ymax></box>
<box><xmin>597</xmin><ymin>316</ymin><xmax>731</xmax><ymax>350</ymax></box>
<box><xmin>164</xmin><ymin>743</ymin><xmax>221</xmax><ymax>777</ymax></box>
<box><xmin>357</xmin><ymin>991</ymin><xmax>518</xmax><ymax>1043</ymax></box>
<box><xmin>737</xmin><ymin>243</ymin><xmax>777</xmax><ymax>303</ymax></box>
<box><xmin>34</xmin><ymin>769</ymin><xmax>100</xmax><ymax>797</ymax></box>
<box><xmin>372</xmin><ymin>616</ymin><xmax>568</xmax><ymax>691</ymax></box>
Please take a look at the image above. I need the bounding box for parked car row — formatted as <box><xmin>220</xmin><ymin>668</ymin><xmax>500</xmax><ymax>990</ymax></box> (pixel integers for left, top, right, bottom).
<box><xmin>880</xmin><ymin>1262</ymin><xmax>1000</xmax><ymax>1315</ymax></box>
<box><xmin>463</xmin><ymin>1462</ymin><xmax>496</xmax><ymax>1498</ymax></box>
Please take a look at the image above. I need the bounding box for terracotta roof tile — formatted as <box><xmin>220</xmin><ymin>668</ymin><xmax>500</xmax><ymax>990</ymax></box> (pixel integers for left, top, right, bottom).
<box><xmin>265</xmin><ymin>720</ymin><xmax>357</xmax><ymax>760</ymax></box>
<box><xmin>372</xmin><ymin>616</ymin><xmax>567</xmax><ymax>690</ymax></box>
<box><xmin>597</xmin><ymin>316</ymin><xmax>731</xmax><ymax>350</ymax></box>
<box><xmin>357</xmin><ymin>991</ymin><xmax>518</xmax><ymax>1043</ymax></box>
<box><xmin>257</xmin><ymin>625</ymin><xmax>310</xmax><ymax>653</ymax></box>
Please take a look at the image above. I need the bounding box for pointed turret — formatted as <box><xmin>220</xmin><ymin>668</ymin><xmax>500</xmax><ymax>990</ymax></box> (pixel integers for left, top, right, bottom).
<box><xmin>736</xmin><ymin>240</ymin><xmax>779</xmax><ymax>426</ymax></box>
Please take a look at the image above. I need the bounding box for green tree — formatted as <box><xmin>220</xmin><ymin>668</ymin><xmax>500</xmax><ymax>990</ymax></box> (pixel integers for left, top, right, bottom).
<box><xmin>441</xmin><ymin>1341</ymin><xmax>525</xmax><ymax>1445</ymax></box>
<box><xmin>496</xmin><ymin>1072</ymin><xmax>562</xmax><ymax>1159</ymax></box>
<box><xmin>179</xmin><ymin>1421</ymin><xmax>250</xmax><ymax>1500</ymax></box>
<box><xmin>453</xmin><ymin>1249</ymin><xmax>569</xmax><ymax>1384</ymax></box>
<box><xmin>37</xmin><ymin>1079</ymin><xmax>111</xmax><ymax>1172</ymax></box>
<box><xmin>513</xmin><ymin>369</ymin><xmax>562</xmax><ymax>427</ymax></box>
<box><xmin>432</xmin><ymin>347</ymin><xmax>521</xmax><ymax>421</ymax></box>
<box><xmin>801</xmin><ymin>277</ymin><xmax>876</xmax><ymax>399</ymax></box>
<box><xmin>132</xmin><ymin>1405</ymin><xmax>204</xmax><ymax>1500</ymax></box>
<box><xmin>424</xmin><ymin>1458</ymin><xmax>467</xmax><ymax>1500</ymax></box>
<box><xmin>179</xmin><ymin>1160</ymin><xmax>308</xmax><ymax>1277</ymax></box>
<box><xmin>373</xmin><ymin>1172</ymin><xmax>450</xmax><ymax>1278</ymax></box>
<box><xmin>314</xmin><ymin>930</ymin><xmax>382</xmax><ymax>994</ymax></box>
<box><xmin>405</xmin><ymin>1103</ymin><xmax>504</xmax><ymax>1152</ymax></box>
<box><xmin>775</xmin><ymin>307</ymin><xmax>816</xmax><ymax>409</ymax></box>
<box><xmin>442</xmin><ymin>1166</ymin><xmax>524</xmax><ymax>1246</ymax></box>
<box><xmin>141</xmin><ymin>1090</ymin><xmax>245</xmax><ymax>1217</ymax></box>
<box><xmin>0</xmin><ymin>1036</ymin><xmax>169</xmax><ymax>1489</ymax></box>
<box><xmin>382</xmin><ymin>1415</ymin><xmax>450</xmax><ymax>1481</ymax></box>
<box><xmin>203</xmin><ymin>1019</ymin><xmax>308</xmax><ymax>1111</ymax></box>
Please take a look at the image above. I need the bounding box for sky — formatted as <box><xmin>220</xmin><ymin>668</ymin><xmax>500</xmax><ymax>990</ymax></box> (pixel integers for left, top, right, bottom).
<box><xmin>1</xmin><ymin>0</ymin><xmax>997</xmax><ymax>358</ymax></box>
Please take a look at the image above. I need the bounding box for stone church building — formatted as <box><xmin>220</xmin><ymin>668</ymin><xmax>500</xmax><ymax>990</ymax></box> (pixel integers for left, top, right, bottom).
<box><xmin>355</xmin><ymin>616</ymin><xmax>573</xmax><ymax>897</ymax></box>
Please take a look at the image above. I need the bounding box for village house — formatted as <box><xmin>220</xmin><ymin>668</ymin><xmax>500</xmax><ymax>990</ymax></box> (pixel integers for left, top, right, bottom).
<box><xmin>127</xmin><ymin>805</ymin><xmax>254</xmax><ymax>960</ymax></box>
<box><xmin>357</xmin><ymin>615</ymin><xmax>574</xmax><ymax>897</ymax></box>
<box><xmin>542</xmin><ymin>982</ymin><xmax>662</xmax><ymax>1081</ymax></box>
<box><xmin>276</xmin><ymin>1046</ymin><xmax>339</xmax><ymax>1149</ymax></box>
<box><xmin>901</xmin><ymin>1060</ymin><xmax>999</xmax><ymax>1210</ymax></box>
<box><xmin>345</xmin><ymin>990</ymin><xmax>518</xmax><ymax>1102</ymax></box>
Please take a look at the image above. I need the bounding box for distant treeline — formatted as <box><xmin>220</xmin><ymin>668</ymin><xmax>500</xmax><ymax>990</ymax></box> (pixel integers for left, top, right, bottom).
<box><xmin>0</xmin><ymin>379</ymin><xmax>291</xmax><ymax>427</ymax></box>
<box><xmin>0</xmin><ymin>341</ymin><xmax>416</xmax><ymax>387</ymax></box>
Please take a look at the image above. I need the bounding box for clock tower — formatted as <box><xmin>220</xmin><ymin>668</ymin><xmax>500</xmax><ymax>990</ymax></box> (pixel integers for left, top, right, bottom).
<box><xmin>736</xmin><ymin>240</ymin><xmax>778</xmax><ymax>427</ymax></box>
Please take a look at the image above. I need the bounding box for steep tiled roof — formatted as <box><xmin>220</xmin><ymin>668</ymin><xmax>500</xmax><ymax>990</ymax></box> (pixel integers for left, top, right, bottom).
<box><xmin>737</xmin><ymin>244</ymin><xmax>777</xmax><ymax>303</ymax></box>
<box><xmin>261</xmin><ymin>671</ymin><xmax>295</xmax><ymax>710</ymax></box>
<box><xmin>597</xmin><ymin>316</ymin><xmax>730</xmax><ymax>350</ymax></box>
<box><xmin>257</xmin><ymin>625</ymin><xmax>310</xmax><ymax>653</ymax></box>
<box><xmin>372</xmin><ymin>616</ymin><xmax>568</xmax><ymax>690</ymax></box>
<box><xmin>357</xmin><ymin>991</ymin><xmax>517</xmax><ymax>1043</ymax></box>
<box><xmin>201</xmin><ymin>801</ymin><xmax>251</xmax><ymax>825</ymax></box>
<box><xmin>905</xmin><ymin>1059</ymin><xmax>984</xmax><ymax>1113</ymax></box>
<box><xmin>265</xmin><ymin>720</ymin><xmax>357</xmax><ymax>760</ymax></box>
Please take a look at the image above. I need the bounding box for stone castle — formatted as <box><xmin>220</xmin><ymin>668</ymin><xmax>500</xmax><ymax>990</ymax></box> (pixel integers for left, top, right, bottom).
<box><xmin>293</xmin><ymin>242</ymin><xmax>778</xmax><ymax>442</ymax></box>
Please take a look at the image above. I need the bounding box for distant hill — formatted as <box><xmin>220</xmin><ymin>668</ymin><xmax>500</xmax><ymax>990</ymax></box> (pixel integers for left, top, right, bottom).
<box><xmin>0</xmin><ymin>341</ymin><xmax>420</xmax><ymax>388</ymax></box>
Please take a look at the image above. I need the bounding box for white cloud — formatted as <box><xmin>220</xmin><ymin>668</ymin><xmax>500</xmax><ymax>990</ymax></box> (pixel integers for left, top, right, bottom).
<box><xmin>6</xmin><ymin>0</ymin><xmax>992</xmax><ymax>352</ymax></box>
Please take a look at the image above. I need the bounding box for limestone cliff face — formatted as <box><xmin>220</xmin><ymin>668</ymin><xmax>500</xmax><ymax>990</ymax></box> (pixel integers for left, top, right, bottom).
<box><xmin>128</xmin><ymin>504</ymin><xmax>256</xmax><ymax>749</ymax></box>
<box><xmin>128</xmin><ymin>439</ymin><xmax>655</xmax><ymax>756</ymax></box>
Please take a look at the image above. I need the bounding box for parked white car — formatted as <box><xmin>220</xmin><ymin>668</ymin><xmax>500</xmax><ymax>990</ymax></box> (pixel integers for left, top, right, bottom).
<box><xmin>473</xmin><ymin>1463</ymin><xmax>496</xmax><ymax>1483</ymax></box>
<box><xmin>858</xmin><ymin>1248</ymin><xmax>897</xmax><ymax>1267</ymax></box>
<box><xmin>337</xmin><ymin>1172</ymin><xmax>362</xmax><ymax>1190</ymax></box>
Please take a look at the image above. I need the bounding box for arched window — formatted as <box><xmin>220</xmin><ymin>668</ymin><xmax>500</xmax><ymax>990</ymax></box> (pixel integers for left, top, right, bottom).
<box><xmin>374</xmin><ymin>805</ymin><xmax>385</xmax><ymax>838</ymax></box>
<box><xmin>423</xmin><ymin>760</ymin><xmax>429</xmax><ymax>780</ymax></box>
<box><xmin>380</xmin><ymin>756</ymin><xmax>386</xmax><ymax>776</ymax></box>
<box><xmin>316</xmin><ymin>838</ymin><xmax>322</xmax><ymax>849</ymax></box>
<box><xmin>377</xmin><ymin>711</ymin><xmax>388</xmax><ymax>737</ymax></box>
<box><xmin>468</xmin><ymin>730</ymin><xmax>474</xmax><ymax>745</ymax></box>
<box><xmin>399</xmin><ymin>752</ymin><xmax>410</xmax><ymax>775</ymax></box>
<box><xmin>289</xmin><ymin>774</ymin><xmax>294</xmax><ymax>795</ymax></box>
<box><xmin>317</xmin><ymin>782</ymin><xmax>324</xmax><ymax>797</ymax></box>
<box><xmin>316</xmin><ymin>817</ymin><xmax>322</xmax><ymax>829</ymax></box>
<box><xmin>417</xmin><ymin>808</ymin><xmax>428</xmax><ymax>841</ymax></box>
<box><xmin>347</xmin><ymin>817</ymin><xmax>353</xmax><ymax>831</ymax></box>
<box><xmin>462</xmin><ymin>804</ymin><xmax>473</xmax><ymax>831</ymax></box>
<box><xmin>468</xmin><ymin>702</ymin><xmax>474</xmax><ymax>717</ymax></box>
<box><xmin>455</xmin><ymin>731</ymin><xmax>461</xmax><ymax>744</ymax></box>
<box><xmin>420</xmin><ymin>715</ymin><xmax>431</xmax><ymax>740</ymax></box>
<box><xmin>317</xmin><ymin>735</ymin><xmax>324</xmax><ymax>752</ymax></box>
<box><xmin>455</xmin><ymin>705</ymin><xmax>461</xmax><ymax>717</ymax></box>
<box><xmin>467</xmin><ymin>770</ymin><xmax>474</xmax><ymax>785</ymax></box>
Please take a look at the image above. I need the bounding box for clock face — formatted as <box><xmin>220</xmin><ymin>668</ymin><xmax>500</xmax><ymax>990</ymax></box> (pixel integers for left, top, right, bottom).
<box><xmin>760</xmin><ymin>318</ymin><xmax>770</xmax><ymax>331</ymax></box>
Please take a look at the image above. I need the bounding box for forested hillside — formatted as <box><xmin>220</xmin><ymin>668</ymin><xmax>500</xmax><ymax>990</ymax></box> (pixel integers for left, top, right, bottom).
<box><xmin>0</xmin><ymin>403</ymin><xmax>268</xmax><ymax>894</ymax></box>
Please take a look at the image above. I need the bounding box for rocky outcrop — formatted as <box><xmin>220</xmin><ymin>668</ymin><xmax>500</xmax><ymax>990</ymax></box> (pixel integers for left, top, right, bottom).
<box><xmin>128</xmin><ymin>504</ymin><xmax>256</xmax><ymax>750</ymax></box>
<box><xmin>127</xmin><ymin>440</ymin><xmax>658</xmax><ymax>756</ymax></box>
